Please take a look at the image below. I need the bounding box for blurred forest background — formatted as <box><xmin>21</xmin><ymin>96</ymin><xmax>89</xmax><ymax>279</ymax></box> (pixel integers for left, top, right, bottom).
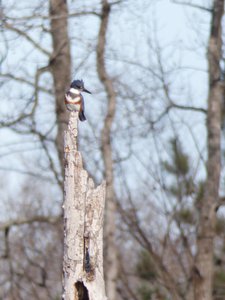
<box><xmin>0</xmin><ymin>0</ymin><xmax>225</xmax><ymax>299</ymax></box>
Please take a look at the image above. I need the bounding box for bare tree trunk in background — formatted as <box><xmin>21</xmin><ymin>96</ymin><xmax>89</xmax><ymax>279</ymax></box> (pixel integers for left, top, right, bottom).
<box><xmin>97</xmin><ymin>1</ymin><xmax>118</xmax><ymax>299</ymax></box>
<box><xmin>194</xmin><ymin>1</ymin><xmax>224</xmax><ymax>299</ymax></box>
<box><xmin>63</xmin><ymin>112</ymin><xmax>106</xmax><ymax>300</ymax></box>
<box><xmin>49</xmin><ymin>0</ymin><xmax>71</xmax><ymax>172</ymax></box>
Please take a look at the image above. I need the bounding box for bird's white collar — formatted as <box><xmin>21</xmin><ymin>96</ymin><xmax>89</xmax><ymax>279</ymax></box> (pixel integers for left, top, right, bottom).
<box><xmin>70</xmin><ymin>88</ymin><xmax>80</xmax><ymax>94</ymax></box>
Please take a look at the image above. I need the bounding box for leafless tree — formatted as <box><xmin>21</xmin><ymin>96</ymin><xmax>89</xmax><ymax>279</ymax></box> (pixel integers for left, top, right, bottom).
<box><xmin>1</xmin><ymin>1</ymin><xmax>225</xmax><ymax>300</ymax></box>
<box><xmin>194</xmin><ymin>0</ymin><xmax>224</xmax><ymax>299</ymax></box>
<box><xmin>96</xmin><ymin>1</ymin><xmax>119</xmax><ymax>299</ymax></box>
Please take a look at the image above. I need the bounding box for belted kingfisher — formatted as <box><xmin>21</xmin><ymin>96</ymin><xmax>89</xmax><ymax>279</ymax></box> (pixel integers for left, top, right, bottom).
<box><xmin>65</xmin><ymin>79</ymin><xmax>91</xmax><ymax>121</ymax></box>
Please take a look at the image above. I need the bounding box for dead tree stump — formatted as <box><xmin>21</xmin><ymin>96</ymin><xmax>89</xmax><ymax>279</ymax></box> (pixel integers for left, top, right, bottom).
<box><xmin>63</xmin><ymin>112</ymin><xmax>107</xmax><ymax>300</ymax></box>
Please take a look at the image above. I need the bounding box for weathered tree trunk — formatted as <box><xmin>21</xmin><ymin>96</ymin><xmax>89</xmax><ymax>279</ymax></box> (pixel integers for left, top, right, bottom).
<box><xmin>194</xmin><ymin>1</ymin><xmax>224</xmax><ymax>299</ymax></box>
<box><xmin>96</xmin><ymin>1</ymin><xmax>118</xmax><ymax>299</ymax></box>
<box><xmin>49</xmin><ymin>0</ymin><xmax>71</xmax><ymax>173</ymax></box>
<box><xmin>63</xmin><ymin>112</ymin><xmax>107</xmax><ymax>300</ymax></box>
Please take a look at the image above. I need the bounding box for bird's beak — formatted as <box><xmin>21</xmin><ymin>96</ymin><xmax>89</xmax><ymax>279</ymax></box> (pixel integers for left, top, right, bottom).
<box><xmin>83</xmin><ymin>87</ymin><xmax>92</xmax><ymax>94</ymax></box>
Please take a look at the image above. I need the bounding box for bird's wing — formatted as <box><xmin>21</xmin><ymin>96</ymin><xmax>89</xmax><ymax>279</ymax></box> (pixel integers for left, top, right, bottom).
<box><xmin>81</xmin><ymin>94</ymin><xmax>85</xmax><ymax>112</ymax></box>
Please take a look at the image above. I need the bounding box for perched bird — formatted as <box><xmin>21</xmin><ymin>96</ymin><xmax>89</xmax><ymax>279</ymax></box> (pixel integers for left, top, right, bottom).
<box><xmin>65</xmin><ymin>79</ymin><xmax>91</xmax><ymax>121</ymax></box>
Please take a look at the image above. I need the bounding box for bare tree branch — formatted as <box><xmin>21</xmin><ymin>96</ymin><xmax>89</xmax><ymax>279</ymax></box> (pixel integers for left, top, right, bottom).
<box><xmin>151</xmin><ymin>101</ymin><xmax>206</xmax><ymax>126</ymax></box>
<box><xmin>4</xmin><ymin>11</ymin><xmax>101</xmax><ymax>22</ymax></box>
<box><xmin>172</xmin><ymin>0</ymin><xmax>212</xmax><ymax>12</ymax></box>
<box><xmin>3</xmin><ymin>21</ymin><xmax>51</xmax><ymax>56</ymax></box>
<box><xmin>0</xmin><ymin>166</ymin><xmax>56</xmax><ymax>182</ymax></box>
<box><xmin>0</xmin><ymin>113</ymin><xmax>32</xmax><ymax>128</ymax></box>
<box><xmin>170</xmin><ymin>102</ymin><xmax>207</xmax><ymax>113</ymax></box>
<box><xmin>0</xmin><ymin>73</ymin><xmax>52</xmax><ymax>94</ymax></box>
<box><xmin>39</xmin><ymin>138</ymin><xmax>63</xmax><ymax>189</ymax></box>
<box><xmin>0</xmin><ymin>67</ymin><xmax>45</xmax><ymax>129</ymax></box>
<box><xmin>0</xmin><ymin>215</ymin><xmax>60</xmax><ymax>231</ymax></box>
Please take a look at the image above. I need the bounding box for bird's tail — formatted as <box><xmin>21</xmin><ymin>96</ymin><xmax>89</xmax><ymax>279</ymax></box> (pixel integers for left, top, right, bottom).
<box><xmin>79</xmin><ymin>111</ymin><xmax>86</xmax><ymax>122</ymax></box>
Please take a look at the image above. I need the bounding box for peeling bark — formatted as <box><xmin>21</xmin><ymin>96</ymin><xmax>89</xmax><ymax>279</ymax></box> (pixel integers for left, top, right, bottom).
<box><xmin>194</xmin><ymin>1</ymin><xmax>224</xmax><ymax>299</ymax></box>
<box><xmin>63</xmin><ymin>112</ymin><xmax>107</xmax><ymax>300</ymax></box>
